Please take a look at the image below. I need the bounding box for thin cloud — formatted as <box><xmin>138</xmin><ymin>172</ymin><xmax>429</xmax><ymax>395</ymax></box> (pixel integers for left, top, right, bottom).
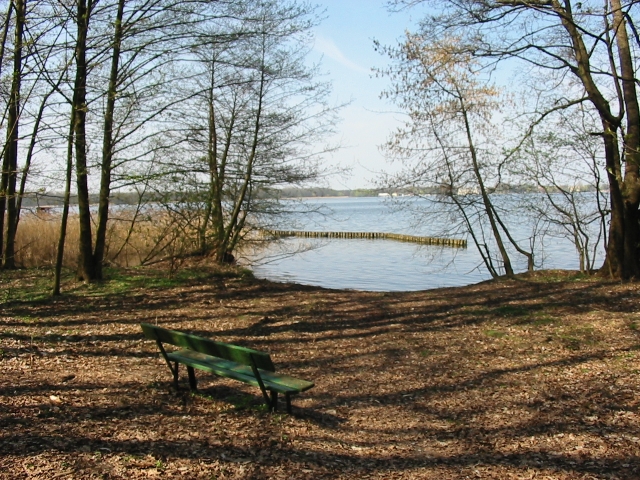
<box><xmin>314</xmin><ymin>35</ymin><xmax>370</xmax><ymax>75</ymax></box>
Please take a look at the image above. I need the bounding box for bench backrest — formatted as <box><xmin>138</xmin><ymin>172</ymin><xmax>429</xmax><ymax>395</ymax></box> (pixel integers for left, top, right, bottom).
<box><xmin>140</xmin><ymin>323</ymin><xmax>276</xmax><ymax>372</ymax></box>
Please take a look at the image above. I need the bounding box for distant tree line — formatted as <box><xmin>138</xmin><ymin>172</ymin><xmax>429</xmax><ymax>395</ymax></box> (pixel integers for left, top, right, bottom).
<box><xmin>17</xmin><ymin>182</ymin><xmax>605</xmax><ymax>209</ymax></box>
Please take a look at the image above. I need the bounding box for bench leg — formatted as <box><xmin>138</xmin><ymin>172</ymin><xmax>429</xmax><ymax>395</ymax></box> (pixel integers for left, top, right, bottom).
<box><xmin>285</xmin><ymin>393</ymin><xmax>292</xmax><ymax>414</ymax></box>
<box><xmin>187</xmin><ymin>366</ymin><xmax>198</xmax><ymax>391</ymax></box>
<box><xmin>270</xmin><ymin>391</ymin><xmax>278</xmax><ymax>412</ymax></box>
<box><xmin>173</xmin><ymin>362</ymin><xmax>179</xmax><ymax>390</ymax></box>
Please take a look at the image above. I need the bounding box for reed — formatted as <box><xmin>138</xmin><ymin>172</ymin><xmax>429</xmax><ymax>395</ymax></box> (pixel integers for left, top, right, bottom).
<box><xmin>14</xmin><ymin>211</ymin><xmax>72</xmax><ymax>268</ymax></box>
<box><xmin>12</xmin><ymin>209</ymin><xmax>185</xmax><ymax>269</ymax></box>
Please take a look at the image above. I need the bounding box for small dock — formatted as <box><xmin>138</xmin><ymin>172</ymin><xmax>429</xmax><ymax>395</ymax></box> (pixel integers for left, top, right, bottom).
<box><xmin>262</xmin><ymin>230</ymin><xmax>466</xmax><ymax>248</ymax></box>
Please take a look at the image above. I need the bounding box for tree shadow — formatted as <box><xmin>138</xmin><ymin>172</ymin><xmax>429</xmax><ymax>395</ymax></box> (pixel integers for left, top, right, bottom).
<box><xmin>2</xmin><ymin>272</ymin><xmax>640</xmax><ymax>478</ymax></box>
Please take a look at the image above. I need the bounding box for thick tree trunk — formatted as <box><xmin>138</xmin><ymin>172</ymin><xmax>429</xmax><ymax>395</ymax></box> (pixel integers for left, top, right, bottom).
<box><xmin>74</xmin><ymin>0</ymin><xmax>95</xmax><ymax>282</ymax></box>
<box><xmin>554</xmin><ymin>0</ymin><xmax>639</xmax><ymax>279</ymax></box>
<box><xmin>610</xmin><ymin>0</ymin><xmax>640</xmax><ymax>279</ymax></box>
<box><xmin>601</xmin><ymin>123</ymin><xmax>626</xmax><ymax>277</ymax></box>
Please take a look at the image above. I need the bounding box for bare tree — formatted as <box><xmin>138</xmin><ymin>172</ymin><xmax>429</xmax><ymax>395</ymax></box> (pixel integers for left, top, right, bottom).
<box><xmin>1</xmin><ymin>0</ymin><xmax>24</xmax><ymax>268</ymax></box>
<box><xmin>519</xmin><ymin>107</ymin><xmax>609</xmax><ymax>273</ymax></box>
<box><xmin>388</xmin><ymin>0</ymin><xmax>640</xmax><ymax>279</ymax></box>
<box><xmin>0</xmin><ymin>0</ymin><xmax>336</xmax><ymax>280</ymax></box>
<box><xmin>72</xmin><ymin>0</ymin><xmax>214</xmax><ymax>280</ymax></box>
<box><xmin>91</xmin><ymin>0</ymin><xmax>209</xmax><ymax>278</ymax></box>
<box><xmin>0</xmin><ymin>0</ymin><xmax>14</xmax><ymax>266</ymax></box>
<box><xmin>52</xmin><ymin>108</ymin><xmax>74</xmax><ymax>296</ymax></box>
<box><xmin>157</xmin><ymin>0</ymin><xmax>338</xmax><ymax>264</ymax></box>
<box><xmin>72</xmin><ymin>0</ymin><xmax>95</xmax><ymax>282</ymax></box>
<box><xmin>378</xmin><ymin>34</ymin><xmax>533</xmax><ymax>277</ymax></box>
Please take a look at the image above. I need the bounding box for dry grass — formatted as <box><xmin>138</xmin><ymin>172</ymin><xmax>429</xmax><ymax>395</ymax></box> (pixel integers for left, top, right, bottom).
<box><xmin>14</xmin><ymin>211</ymin><xmax>66</xmax><ymax>268</ymax></box>
<box><xmin>13</xmin><ymin>209</ymin><xmax>196</xmax><ymax>269</ymax></box>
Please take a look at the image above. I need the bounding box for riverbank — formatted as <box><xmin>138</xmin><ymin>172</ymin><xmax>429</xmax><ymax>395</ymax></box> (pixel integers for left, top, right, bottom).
<box><xmin>1</xmin><ymin>266</ymin><xmax>639</xmax><ymax>479</ymax></box>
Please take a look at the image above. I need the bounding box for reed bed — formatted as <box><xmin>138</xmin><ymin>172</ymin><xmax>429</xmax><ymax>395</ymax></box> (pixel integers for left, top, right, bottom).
<box><xmin>13</xmin><ymin>208</ymin><xmax>195</xmax><ymax>269</ymax></box>
<box><xmin>262</xmin><ymin>229</ymin><xmax>467</xmax><ymax>248</ymax></box>
<box><xmin>14</xmin><ymin>211</ymin><xmax>68</xmax><ymax>268</ymax></box>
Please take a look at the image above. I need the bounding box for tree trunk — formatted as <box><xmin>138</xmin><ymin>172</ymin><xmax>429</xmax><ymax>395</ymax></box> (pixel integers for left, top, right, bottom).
<box><xmin>53</xmin><ymin>110</ymin><xmax>76</xmax><ymax>296</ymax></box>
<box><xmin>610</xmin><ymin>0</ymin><xmax>640</xmax><ymax>279</ymax></box>
<box><xmin>93</xmin><ymin>0</ymin><xmax>125</xmax><ymax>280</ymax></box>
<box><xmin>601</xmin><ymin>121</ymin><xmax>627</xmax><ymax>278</ymax></box>
<box><xmin>74</xmin><ymin>0</ymin><xmax>95</xmax><ymax>282</ymax></box>
<box><xmin>549</xmin><ymin>0</ymin><xmax>633</xmax><ymax>278</ymax></box>
<box><xmin>458</xmin><ymin>90</ymin><xmax>514</xmax><ymax>276</ymax></box>
<box><xmin>2</xmin><ymin>0</ymin><xmax>25</xmax><ymax>269</ymax></box>
<box><xmin>0</xmin><ymin>0</ymin><xmax>14</xmax><ymax>261</ymax></box>
<box><xmin>201</xmin><ymin>64</ymin><xmax>218</xmax><ymax>256</ymax></box>
<box><xmin>217</xmin><ymin>63</ymin><xmax>266</xmax><ymax>264</ymax></box>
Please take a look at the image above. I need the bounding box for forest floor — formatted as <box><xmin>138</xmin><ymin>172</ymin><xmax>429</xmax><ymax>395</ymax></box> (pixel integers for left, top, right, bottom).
<box><xmin>1</xmin><ymin>265</ymin><xmax>639</xmax><ymax>479</ymax></box>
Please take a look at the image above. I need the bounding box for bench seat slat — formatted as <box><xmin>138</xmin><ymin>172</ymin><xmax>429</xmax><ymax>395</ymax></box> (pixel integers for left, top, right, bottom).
<box><xmin>169</xmin><ymin>350</ymin><xmax>315</xmax><ymax>394</ymax></box>
<box><xmin>141</xmin><ymin>323</ymin><xmax>275</xmax><ymax>371</ymax></box>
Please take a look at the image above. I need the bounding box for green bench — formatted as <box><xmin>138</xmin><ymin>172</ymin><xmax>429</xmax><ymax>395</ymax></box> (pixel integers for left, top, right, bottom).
<box><xmin>140</xmin><ymin>323</ymin><xmax>314</xmax><ymax>413</ymax></box>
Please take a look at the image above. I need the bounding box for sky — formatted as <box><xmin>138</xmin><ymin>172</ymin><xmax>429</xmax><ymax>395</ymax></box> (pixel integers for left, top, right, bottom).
<box><xmin>307</xmin><ymin>1</ymin><xmax>420</xmax><ymax>190</ymax></box>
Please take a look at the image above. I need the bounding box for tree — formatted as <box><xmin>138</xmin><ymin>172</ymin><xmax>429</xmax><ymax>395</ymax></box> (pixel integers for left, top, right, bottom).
<box><xmin>91</xmin><ymin>0</ymin><xmax>207</xmax><ymax>279</ymax></box>
<box><xmin>0</xmin><ymin>0</ymin><xmax>336</xmax><ymax>280</ymax></box>
<box><xmin>0</xmin><ymin>0</ymin><xmax>14</xmax><ymax>268</ymax></box>
<box><xmin>518</xmin><ymin>107</ymin><xmax>609</xmax><ymax>273</ymax></box>
<box><xmin>72</xmin><ymin>0</ymin><xmax>95</xmax><ymax>282</ymax></box>
<box><xmin>389</xmin><ymin>0</ymin><xmax>640</xmax><ymax>279</ymax></box>
<box><xmin>72</xmin><ymin>0</ymin><xmax>213</xmax><ymax>280</ymax></box>
<box><xmin>92</xmin><ymin>0</ymin><xmax>126</xmax><ymax>280</ymax></box>
<box><xmin>52</xmin><ymin>108</ymin><xmax>75</xmax><ymax>296</ymax></box>
<box><xmin>378</xmin><ymin>34</ymin><xmax>533</xmax><ymax>277</ymax></box>
<box><xmin>0</xmin><ymin>0</ymin><xmax>24</xmax><ymax>269</ymax></box>
<box><xmin>156</xmin><ymin>0</ymin><xmax>338</xmax><ymax>264</ymax></box>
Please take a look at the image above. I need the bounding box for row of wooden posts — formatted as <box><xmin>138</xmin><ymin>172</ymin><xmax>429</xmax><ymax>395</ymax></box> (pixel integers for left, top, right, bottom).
<box><xmin>262</xmin><ymin>230</ymin><xmax>467</xmax><ymax>248</ymax></box>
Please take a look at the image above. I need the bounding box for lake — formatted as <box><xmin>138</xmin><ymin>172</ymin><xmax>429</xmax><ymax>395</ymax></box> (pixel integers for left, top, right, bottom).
<box><xmin>248</xmin><ymin>196</ymin><xmax>605</xmax><ymax>292</ymax></box>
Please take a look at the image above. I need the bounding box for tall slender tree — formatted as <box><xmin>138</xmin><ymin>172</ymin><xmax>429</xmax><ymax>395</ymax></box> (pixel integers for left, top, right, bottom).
<box><xmin>1</xmin><ymin>0</ymin><xmax>24</xmax><ymax>269</ymax></box>
<box><xmin>378</xmin><ymin>35</ymin><xmax>532</xmax><ymax>276</ymax></box>
<box><xmin>0</xmin><ymin>0</ymin><xmax>13</xmax><ymax>265</ymax></box>
<box><xmin>93</xmin><ymin>0</ymin><xmax>125</xmax><ymax>280</ymax></box>
<box><xmin>73</xmin><ymin>0</ymin><xmax>95</xmax><ymax>282</ymax></box>
<box><xmin>159</xmin><ymin>0</ymin><xmax>338</xmax><ymax>264</ymax></box>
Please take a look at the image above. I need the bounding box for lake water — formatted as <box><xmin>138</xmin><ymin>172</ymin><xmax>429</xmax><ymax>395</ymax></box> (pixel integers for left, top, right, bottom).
<box><xmin>249</xmin><ymin>196</ymin><xmax>605</xmax><ymax>292</ymax></box>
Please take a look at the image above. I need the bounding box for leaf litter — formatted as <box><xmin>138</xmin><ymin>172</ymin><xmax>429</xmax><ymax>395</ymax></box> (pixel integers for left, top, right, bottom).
<box><xmin>1</xmin><ymin>268</ymin><xmax>639</xmax><ymax>479</ymax></box>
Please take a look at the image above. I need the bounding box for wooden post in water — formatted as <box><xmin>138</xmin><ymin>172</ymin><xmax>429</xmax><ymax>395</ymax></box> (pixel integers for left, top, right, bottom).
<box><xmin>261</xmin><ymin>229</ymin><xmax>467</xmax><ymax>248</ymax></box>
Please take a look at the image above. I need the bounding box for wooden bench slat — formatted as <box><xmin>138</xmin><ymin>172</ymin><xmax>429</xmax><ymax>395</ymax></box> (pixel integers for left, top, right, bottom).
<box><xmin>170</xmin><ymin>350</ymin><xmax>314</xmax><ymax>393</ymax></box>
<box><xmin>141</xmin><ymin>323</ymin><xmax>276</xmax><ymax>371</ymax></box>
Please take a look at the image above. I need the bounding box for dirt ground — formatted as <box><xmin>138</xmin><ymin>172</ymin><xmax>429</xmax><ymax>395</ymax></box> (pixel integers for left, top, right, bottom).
<box><xmin>1</xmin><ymin>267</ymin><xmax>639</xmax><ymax>479</ymax></box>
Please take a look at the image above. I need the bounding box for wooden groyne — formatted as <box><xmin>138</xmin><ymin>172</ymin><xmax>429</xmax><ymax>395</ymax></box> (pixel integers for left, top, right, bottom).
<box><xmin>262</xmin><ymin>230</ymin><xmax>466</xmax><ymax>248</ymax></box>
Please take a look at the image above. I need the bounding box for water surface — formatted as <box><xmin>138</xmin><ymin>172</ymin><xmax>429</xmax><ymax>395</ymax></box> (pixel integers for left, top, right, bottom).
<box><xmin>249</xmin><ymin>196</ymin><xmax>603</xmax><ymax>291</ymax></box>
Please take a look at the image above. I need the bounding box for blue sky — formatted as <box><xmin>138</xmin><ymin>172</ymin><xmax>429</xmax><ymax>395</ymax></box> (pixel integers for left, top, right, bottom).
<box><xmin>308</xmin><ymin>1</ymin><xmax>419</xmax><ymax>189</ymax></box>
